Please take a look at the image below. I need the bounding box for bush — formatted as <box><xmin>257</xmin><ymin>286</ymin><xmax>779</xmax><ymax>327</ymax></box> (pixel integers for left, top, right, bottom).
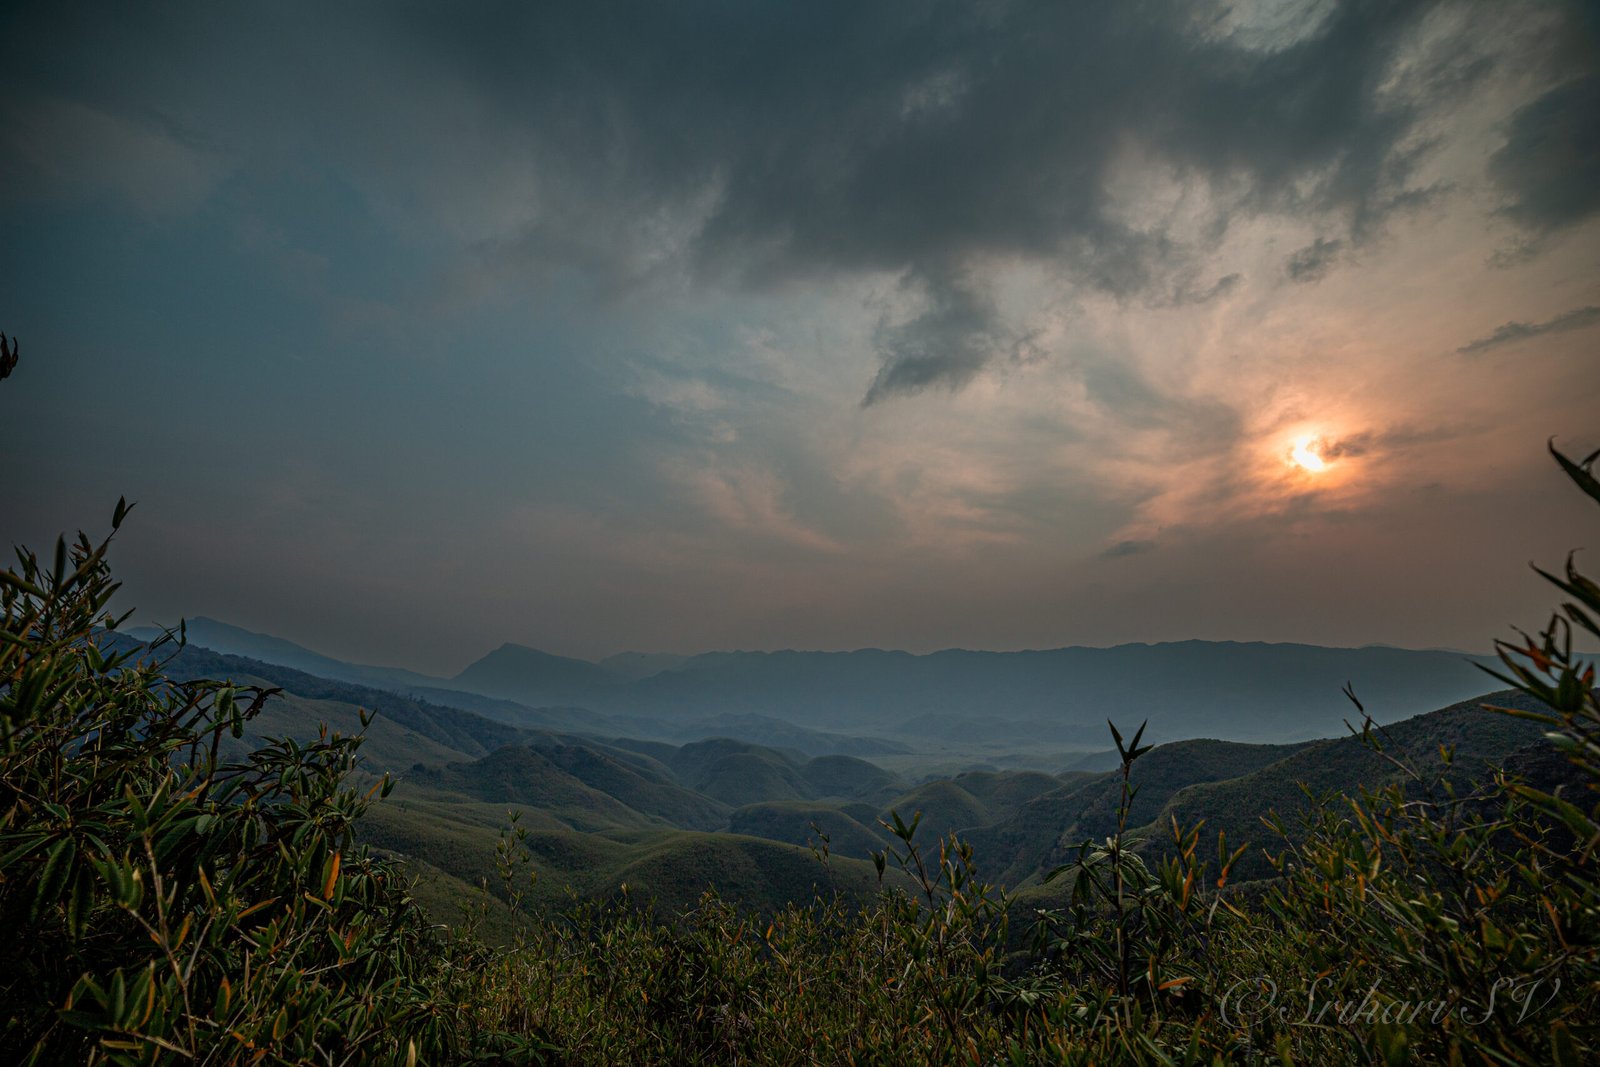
<box><xmin>0</xmin><ymin>504</ymin><xmax>477</xmax><ymax>1065</ymax></box>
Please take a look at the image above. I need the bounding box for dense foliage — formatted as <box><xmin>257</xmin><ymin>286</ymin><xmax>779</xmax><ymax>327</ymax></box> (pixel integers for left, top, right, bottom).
<box><xmin>0</xmin><ymin>505</ymin><xmax>494</xmax><ymax>1064</ymax></box>
<box><xmin>3</xmin><ymin>443</ymin><xmax>1598</xmax><ymax>1064</ymax></box>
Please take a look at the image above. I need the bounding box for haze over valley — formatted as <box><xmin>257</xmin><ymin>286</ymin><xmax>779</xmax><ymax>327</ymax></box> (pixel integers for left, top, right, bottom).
<box><xmin>124</xmin><ymin>622</ymin><xmax>1567</xmax><ymax>923</ymax></box>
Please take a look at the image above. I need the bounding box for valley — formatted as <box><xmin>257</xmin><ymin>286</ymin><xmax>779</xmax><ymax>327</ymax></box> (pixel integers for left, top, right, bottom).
<box><xmin>141</xmin><ymin>632</ymin><xmax>1566</xmax><ymax>929</ymax></box>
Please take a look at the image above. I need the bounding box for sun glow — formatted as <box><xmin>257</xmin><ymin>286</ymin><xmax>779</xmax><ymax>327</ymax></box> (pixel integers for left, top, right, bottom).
<box><xmin>1290</xmin><ymin>435</ymin><xmax>1328</xmax><ymax>473</ymax></box>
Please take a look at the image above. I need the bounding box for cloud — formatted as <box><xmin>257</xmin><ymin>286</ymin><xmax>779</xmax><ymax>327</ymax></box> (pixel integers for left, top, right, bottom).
<box><xmin>862</xmin><ymin>266</ymin><xmax>1015</xmax><ymax>405</ymax></box>
<box><xmin>1285</xmin><ymin>237</ymin><xmax>1344</xmax><ymax>283</ymax></box>
<box><xmin>1076</xmin><ymin>353</ymin><xmax>1244</xmax><ymax>456</ymax></box>
<box><xmin>1488</xmin><ymin>75</ymin><xmax>1600</xmax><ymax>236</ymax></box>
<box><xmin>1172</xmin><ymin>272</ymin><xmax>1242</xmax><ymax>306</ymax></box>
<box><xmin>0</xmin><ymin>95</ymin><xmax>227</xmax><ymax>214</ymax></box>
<box><xmin>1103</xmin><ymin>538</ymin><xmax>1156</xmax><ymax>558</ymax></box>
<box><xmin>1456</xmin><ymin>305</ymin><xmax>1600</xmax><ymax>355</ymax></box>
<box><xmin>8</xmin><ymin>2</ymin><xmax>1583</xmax><ymax>403</ymax></box>
<box><xmin>385</xmin><ymin>1</ymin><xmax>1500</xmax><ymax>396</ymax></box>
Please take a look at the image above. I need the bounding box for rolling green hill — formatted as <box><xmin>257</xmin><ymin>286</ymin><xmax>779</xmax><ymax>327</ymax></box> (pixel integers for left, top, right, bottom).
<box><xmin>359</xmin><ymin>792</ymin><xmax>897</xmax><ymax>922</ymax></box>
<box><xmin>608</xmin><ymin>832</ymin><xmax>896</xmax><ymax>916</ymax></box>
<box><xmin>727</xmin><ymin>802</ymin><xmax>889</xmax><ymax>858</ymax></box>
<box><xmin>668</xmin><ymin>739</ymin><xmax>815</xmax><ymax>806</ymax></box>
<box><xmin>406</xmin><ymin>748</ymin><xmax>665</xmax><ymax>833</ymax></box>
<box><xmin>526</xmin><ymin>738</ymin><xmax>730</xmax><ymax>830</ymax></box>
<box><xmin>139</xmin><ymin>637</ymin><xmax>1576</xmax><ymax>925</ymax></box>
<box><xmin>879</xmin><ymin>780</ymin><xmax>993</xmax><ymax>843</ymax></box>
<box><xmin>1062</xmin><ymin>738</ymin><xmax>1317</xmax><ymax>842</ymax></box>
<box><xmin>946</xmin><ymin>769</ymin><xmax>1065</xmax><ymax>812</ymax></box>
<box><xmin>800</xmin><ymin>754</ymin><xmax>903</xmax><ymax>801</ymax></box>
<box><xmin>967</xmin><ymin>737</ymin><xmax>1360</xmax><ymax>884</ymax></box>
<box><xmin>1141</xmin><ymin>690</ymin><xmax>1556</xmax><ymax>880</ymax></box>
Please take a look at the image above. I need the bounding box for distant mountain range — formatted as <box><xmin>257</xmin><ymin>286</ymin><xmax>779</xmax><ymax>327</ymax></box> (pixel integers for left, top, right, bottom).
<box><xmin>122</xmin><ymin>633</ymin><xmax>1576</xmax><ymax>922</ymax></box>
<box><xmin>136</xmin><ymin>616</ymin><xmax>1499</xmax><ymax>744</ymax></box>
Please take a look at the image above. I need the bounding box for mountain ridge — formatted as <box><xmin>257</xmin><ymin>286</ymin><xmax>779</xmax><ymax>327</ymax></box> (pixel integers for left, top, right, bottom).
<box><xmin>140</xmin><ymin>616</ymin><xmax>1499</xmax><ymax>744</ymax></box>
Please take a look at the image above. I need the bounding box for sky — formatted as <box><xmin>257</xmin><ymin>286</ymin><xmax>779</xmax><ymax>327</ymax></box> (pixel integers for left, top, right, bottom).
<box><xmin>2</xmin><ymin>0</ymin><xmax>1598</xmax><ymax>674</ymax></box>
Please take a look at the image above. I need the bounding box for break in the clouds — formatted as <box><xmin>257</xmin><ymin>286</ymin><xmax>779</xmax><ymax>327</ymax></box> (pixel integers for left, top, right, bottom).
<box><xmin>1</xmin><ymin>0</ymin><xmax>1597</xmax><ymax>670</ymax></box>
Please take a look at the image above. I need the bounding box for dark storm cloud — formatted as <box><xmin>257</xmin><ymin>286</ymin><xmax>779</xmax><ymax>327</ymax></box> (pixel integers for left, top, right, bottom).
<box><xmin>6</xmin><ymin>1</ymin><xmax>1581</xmax><ymax>403</ymax></box>
<box><xmin>1285</xmin><ymin>238</ymin><xmax>1344</xmax><ymax>283</ymax></box>
<box><xmin>1488</xmin><ymin>75</ymin><xmax>1600</xmax><ymax>235</ymax></box>
<box><xmin>1456</xmin><ymin>305</ymin><xmax>1600</xmax><ymax>355</ymax></box>
<box><xmin>390</xmin><ymin>0</ymin><xmax>1535</xmax><ymax>402</ymax></box>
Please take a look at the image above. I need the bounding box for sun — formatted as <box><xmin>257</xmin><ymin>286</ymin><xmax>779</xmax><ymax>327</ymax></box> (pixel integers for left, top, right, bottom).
<box><xmin>1290</xmin><ymin>435</ymin><xmax>1328</xmax><ymax>473</ymax></box>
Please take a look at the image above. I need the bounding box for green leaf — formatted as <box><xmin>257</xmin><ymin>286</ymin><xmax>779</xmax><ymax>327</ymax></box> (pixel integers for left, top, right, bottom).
<box><xmin>67</xmin><ymin>866</ymin><xmax>94</xmax><ymax>937</ymax></box>
<box><xmin>35</xmin><ymin>836</ymin><xmax>77</xmax><ymax>916</ymax></box>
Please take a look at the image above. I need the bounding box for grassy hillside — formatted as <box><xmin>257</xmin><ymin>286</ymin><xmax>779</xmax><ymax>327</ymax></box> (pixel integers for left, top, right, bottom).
<box><xmin>121</xmin><ymin>622</ymin><xmax>1590</xmax><ymax>914</ymax></box>
<box><xmin>607</xmin><ymin>832</ymin><xmax>896</xmax><ymax>917</ymax></box>
<box><xmin>152</xmin><ymin>636</ymin><xmax>1569</xmax><ymax>905</ymax></box>
<box><xmin>359</xmin><ymin>791</ymin><xmax>894</xmax><ymax>921</ymax></box>
<box><xmin>221</xmin><ymin>690</ymin><xmax>488</xmax><ymax>769</ymax></box>
<box><xmin>525</xmin><ymin>737</ymin><xmax>730</xmax><ymax>830</ymax></box>
<box><xmin>727</xmin><ymin>801</ymin><xmax>889</xmax><ymax>858</ymax></box>
<box><xmin>879</xmin><ymin>779</ymin><xmax>993</xmax><ymax>842</ymax></box>
<box><xmin>965</xmin><ymin>738</ymin><xmax>1313</xmax><ymax>884</ymax></box>
<box><xmin>1143</xmin><ymin>690</ymin><xmax>1554</xmax><ymax>880</ymax></box>
<box><xmin>947</xmin><ymin>769</ymin><xmax>1064</xmax><ymax>811</ymax></box>
<box><xmin>1065</xmin><ymin>738</ymin><xmax>1315</xmax><ymax>839</ymax></box>
<box><xmin>406</xmin><ymin>748</ymin><xmax>664</xmax><ymax>832</ymax></box>
<box><xmin>668</xmin><ymin>738</ymin><xmax>814</xmax><ymax>806</ymax></box>
<box><xmin>799</xmin><ymin>753</ymin><xmax>903</xmax><ymax>800</ymax></box>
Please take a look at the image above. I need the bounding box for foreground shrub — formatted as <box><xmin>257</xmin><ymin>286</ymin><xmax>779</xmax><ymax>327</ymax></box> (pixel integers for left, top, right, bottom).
<box><xmin>0</xmin><ymin>504</ymin><xmax>481</xmax><ymax>1065</ymax></box>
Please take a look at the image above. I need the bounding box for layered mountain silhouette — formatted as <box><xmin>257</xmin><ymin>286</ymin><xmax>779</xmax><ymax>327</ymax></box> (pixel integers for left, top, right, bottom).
<box><xmin>123</xmin><ymin>631</ymin><xmax>1579</xmax><ymax>924</ymax></box>
<box><xmin>452</xmin><ymin>642</ymin><xmax>620</xmax><ymax>704</ymax></box>
<box><xmin>144</xmin><ymin>616</ymin><xmax>1499</xmax><ymax>744</ymax></box>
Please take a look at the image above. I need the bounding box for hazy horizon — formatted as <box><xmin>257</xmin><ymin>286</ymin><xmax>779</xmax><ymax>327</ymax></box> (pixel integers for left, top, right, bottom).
<box><xmin>146</xmin><ymin>613</ymin><xmax>1495</xmax><ymax>683</ymax></box>
<box><xmin>4</xmin><ymin>2</ymin><xmax>1598</xmax><ymax>676</ymax></box>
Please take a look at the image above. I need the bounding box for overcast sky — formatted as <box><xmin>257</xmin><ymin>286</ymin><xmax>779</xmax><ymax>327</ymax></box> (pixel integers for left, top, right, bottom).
<box><xmin>2</xmin><ymin>1</ymin><xmax>1597</xmax><ymax>673</ymax></box>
